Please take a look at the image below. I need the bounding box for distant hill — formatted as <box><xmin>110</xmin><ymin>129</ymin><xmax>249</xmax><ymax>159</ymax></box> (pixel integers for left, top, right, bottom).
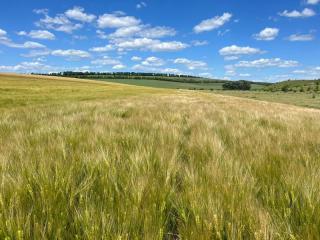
<box><xmin>33</xmin><ymin>72</ymin><xmax>271</xmax><ymax>91</ymax></box>
<box><xmin>265</xmin><ymin>79</ymin><xmax>320</xmax><ymax>92</ymax></box>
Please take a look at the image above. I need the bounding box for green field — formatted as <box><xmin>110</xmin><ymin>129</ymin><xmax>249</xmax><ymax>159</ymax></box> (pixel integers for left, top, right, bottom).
<box><xmin>1</xmin><ymin>74</ymin><xmax>320</xmax><ymax>239</ymax></box>
<box><xmin>265</xmin><ymin>79</ymin><xmax>320</xmax><ymax>92</ymax></box>
<box><xmin>84</xmin><ymin>77</ymin><xmax>320</xmax><ymax>109</ymax></box>
<box><xmin>79</xmin><ymin>77</ymin><xmax>267</xmax><ymax>91</ymax></box>
<box><xmin>91</xmin><ymin>78</ymin><xmax>224</xmax><ymax>90</ymax></box>
<box><xmin>215</xmin><ymin>91</ymin><xmax>320</xmax><ymax>109</ymax></box>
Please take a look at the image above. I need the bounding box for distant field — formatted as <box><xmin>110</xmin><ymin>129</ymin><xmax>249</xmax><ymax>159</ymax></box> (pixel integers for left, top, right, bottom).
<box><xmin>86</xmin><ymin>77</ymin><xmax>266</xmax><ymax>90</ymax></box>
<box><xmin>0</xmin><ymin>74</ymin><xmax>164</xmax><ymax>108</ymax></box>
<box><xmin>1</xmin><ymin>74</ymin><xmax>320</xmax><ymax>239</ymax></box>
<box><xmin>265</xmin><ymin>79</ymin><xmax>320</xmax><ymax>92</ymax></box>
<box><xmin>216</xmin><ymin>90</ymin><xmax>320</xmax><ymax>109</ymax></box>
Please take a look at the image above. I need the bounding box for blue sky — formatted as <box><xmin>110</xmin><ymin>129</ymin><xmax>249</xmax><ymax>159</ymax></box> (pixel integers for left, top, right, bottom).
<box><xmin>0</xmin><ymin>0</ymin><xmax>319</xmax><ymax>82</ymax></box>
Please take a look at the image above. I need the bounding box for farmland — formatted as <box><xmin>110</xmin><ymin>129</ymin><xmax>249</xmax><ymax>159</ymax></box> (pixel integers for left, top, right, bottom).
<box><xmin>1</xmin><ymin>74</ymin><xmax>320</xmax><ymax>239</ymax></box>
<box><xmin>215</xmin><ymin>91</ymin><xmax>320</xmax><ymax>109</ymax></box>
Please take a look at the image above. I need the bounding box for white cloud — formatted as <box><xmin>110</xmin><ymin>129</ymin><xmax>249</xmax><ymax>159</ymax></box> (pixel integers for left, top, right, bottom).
<box><xmin>131</xmin><ymin>64</ymin><xmax>183</xmax><ymax>75</ymax></box>
<box><xmin>291</xmin><ymin>66</ymin><xmax>320</xmax><ymax>79</ymax></box>
<box><xmin>141</xmin><ymin>56</ymin><xmax>165</xmax><ymax>66</ymax></box>
<box><xmin>254</xmin><ymin>28</ymin><xmax>279</xmax><ymax>41</ymax></box>
<box><xmin>193</xmin><ymin>13</ymin><xmax>232</xmax><ymax>33</ymax></box>
<box><xmin>36</xmin><ymin>13</ymin><xmax>82</xmax><ymax>33</ymax></box>
<box><xmin>0</xmin><ymin>61</ymin><xmax>52</xmax><ymax>72</ymax></box>
<box><xmin>51</xmin><ymin>49</ymin><xmax>90</xmax><ymax>58</ymax></box>
<box><xmin>136</xmin><ymin>2</ymin><xmax>147</xmax><ymax>9</ymax></box>
<box><xmin>139</xmin><ymin>26</ymin><xmax>176</xmax><ymax>38</ymax></box>
<box><xmin>96</xmin><ymin>30</ymin><xmax>108</xmax><ymax>39</ymax></box>
<box><xmin>91</xmin><ymin>56</ymin><xmax>121</xmax><ymax>66</ymax></box>
<box><xmin>279</xmin><ymin>8</ymin><xmax>316</xmax><ymax>18</ymax></box>
<box><xmin>148</xmin><ymin>41</ymin><xmax>188</xmax><ymax>52</ymax></box>
<box><xmin>198</xmin><ymin>72</ymin><xmax>213</xmax><ymax>78</ymax></box>
<box><xmin>33</xmin><ymin>9</ymin><xmax>49</xmax><ymax>15</ymax></box>
<box><xmin>112</xmin><ymin>38</ymin><xmax>188</xmax><ymax>52</ymax></box>
<box><xmin>307</xmin><ymin>0</ymin><xmax>320</xmax><ymax>5</ymax></box>
<box><xmin>131</xmin><ymin>56</ymin><xmax>142</xmax><ymax>61</ymax></box>
<box><xmin>89</xmin><ymin>45</ymin><xmax>114</xmax><ymax>52</ymax></box>
<box><xmin>235</xmin><ymin>58</ymin><xmax>299</xmax><ymax>68</ymax></box>
<box><xmin>108</xmin><ymin>26</ymin><xmax>142</xmax><ymax>38</ymax></box>
<box><xmin>191</xmin><ymin>40</ymin><xmax>209</xmax><ymax>46</ymax></box>
<box><xmin>287</xmin><ymin>33</ymin><xmax>314</xmax><ymax>41</ymax></box>
<box><xmin>239</xmin><ymin>73</ymin><xmax>251</xmax><ymax>77</ymax></box>
<box><xmin>21</xmin><ymin>50</ymin><xmax>51</xmax><ymax>58</ymax></box>
<box><xmin>219</xmin><ymin>45</ymin><xmax>263</xmax><ymax>56</ymax></box>
<box><xmin>161</xmin><ymin>68</ymin><xmax>182</xmax><ymax>75</ymax></box>
<box><xmin>0</xmin><ymin>28</ymin><xmax>47</xmax><ymax>49</ymax></box>
<box><xmin>97</xmin><ymin>12</ymin><xmax>141</xmax><ymax>28</ymax></box>
<box><xmin>0</xmin><ymin>29</ymin><xmax>7</xmax><ymax>37</ymax></box>
<box><xmin>108</xmin><ymin>25</ymin><xmax>176</xmax><ymax>39</ymax></box>
<box><xmin>17</xmin><ymin>30</ymin><xmax>55</xmax><ymax>40</ymax></box>
<box><xmin>0</xmin><ymin>39</ymin><xmax>46</xmax><ymax>49</ymax></box>
<box><xmin>112</xmin><ymin>64</ymin><xmax>126</xmax><ymax>70</ymax></box>
<box><xmin>224</xmin><ymin>56</ymin><xmax>239</xmax><ymax>61</ymax></box>
<box><xmin>174</xmin><ymin>58</ymin><xmax>208</xmax><ymax>70</ymax></box>
<box><xmin>65</xmin><ymin>6</ymin><xmax>96</xmax><ymax>23</ymax></box>
<box><xmin>217</xmin><ymin>29</ymin><xmax>230</xmax><ymax>37</ymax></box>
<box><xmin>293</xmin><ymin>70</ymin><xmax>307</xmax><ymax>74</ymax></box>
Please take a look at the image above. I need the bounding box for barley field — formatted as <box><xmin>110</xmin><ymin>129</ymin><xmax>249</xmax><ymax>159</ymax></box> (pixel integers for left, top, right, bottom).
<box><xmin>0</xmin><ymin>74</ymin><xmax>320</xmax><ymax>239</ymax></box>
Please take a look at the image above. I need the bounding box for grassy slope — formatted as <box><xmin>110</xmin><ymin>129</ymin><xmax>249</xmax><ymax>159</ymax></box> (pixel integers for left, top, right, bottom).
<box><xmin>215</xmin><ymin>90</ymin><xmax>320</xmax><ymax>109</ymax></box>
<box><xmin>265</xmin><ymin>79</ymin><xmax>320</xmax><ymax>92</ymax></box>
<box><xmin>1</xmin><ymin>74</ymin><xmax>320</xmax><ymax>239</ymax></box>
<box><xmin>84</xmin><ymin>77</ymin><xmax>266</xmax><ymax>90</ymax></box>
<box><xmin>0</xmin><ymin>73</ymin><xmax>164</xmax><ymax>108</ymax></box>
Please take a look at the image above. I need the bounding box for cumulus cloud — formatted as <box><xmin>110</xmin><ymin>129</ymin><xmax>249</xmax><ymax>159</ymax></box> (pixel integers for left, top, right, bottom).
<box><xmin>219</xmin><ymin>45</ymin><xmax>263</xmax><ymax>56</ymax></box>
<box><xmin>0</xmin><ymin>61</ymin><xmax>53</xmax><ymax>72</ymax></box>
<box><xmin>35</xmin><ymin>11</ymin><xmax>82</xmax><ymax>33</ymax></box>
<box><xmin>239</xmin><ymin>73</ymin><xmax>251</xmax><ymax>77</ymax></box>
<box><xmin>132</xmin><ymin>64</ymin><xmax>183</xmax><ymax>75</ymax></box>
<box><xmin>21</xmin><ymin>50</ymin><xmax>51</xmax><ymax>58</ymax></box>
<box><xmin>254</xmin><ymin>28</ymin><xmax>279</xmax><ymax>41</ymax></box>
<box><xmin>0</xmin><ymin>39</ymin><xmax>46</xmax><ymax>49</ymax></box>
<box><xmin>96</xmin><ymin>30</ymin><xmax>108</xmax><ymax>39</ymax></box>
<box><xmin>17</xmin><ymin>30</ymin><xmax>55</xmax><ymax>40</ymax></box>
<box><xmin>191</xmin><ymin>40</ymin><xmax>209</xmax><ymax>46</ymax></box>
<box><xmin>292</xmin><ymin>66</ymin><xmax>320</xmax><ymax>78</ymax></box>
<box><xmin>131</xmin><ymin>56</ymin><xmax>142</xmax><ymax>61</ymax></box>
<box><xmin>97</xmin><ymin>12</ymin><xmax>141</xmax><ymax>28</ymax></box>
<box><xmin>224</xmin><ymin>56</ymin><xmax>239</xmax><ymax>61</ymax></box>
<box><xmin>235</xmin><ymin>58</ymin><xmax>299</xmax><ymax>68</ymax></box>
<box><xmin>89</xmin><ymin>45</ymin><xmax>114</xmax><ymax>52</ymax></box>
<box><xmin>51</xmin><ymin>49</ymin><xmax>91</xmax><ymax>59</ymax></box>
<box><xmin>287</xmin><ymin>33</ymin><xmax>314</xmax><ymax>41</ymax></box>
<box><xmin>307</xmin><ymin>0</ymin><xmax>320</xmax><ymax>5</ymax></box>
<box><xmin>0</xmin><ymin>29</ymin><xmax>46</xmax><ymax>49</ymax></box>
<box><xmin>279</xmin><ymin>8</ymin><xmax>316</xmax><ymax>18</ymax></box>
<box><xmin>112</xmin><ymin>64</ymin><xmax>126</xmax><ymax>70</ymax></box>
<box><xmin>174</xmin><ymin>58</ymin><xmax>208</xmax><ymax>70</ymax></box>
<box><xmin>0</xmin><ymin>28</ymin><xmax>7</xmax><ymax>37</ymax></box>
<box><xmin>111</xmin><ymin>38</ymin><xmax>188</xmax><ymax>52</ymax></box>
<box><xmin>136</xmin><ymin>2</ymin><xmax>147</xmax><ymax>9</ymax></box>
<box><xmin>193</xmin><ymin>13</ymin><xmax>232</xmax><ymax>33</ymax></box>
<box><xmin>108</xmin><ymin>25</ymin><xmax>176</xmax><ymax>39</ymax></box>
<box><xmin>141</xmin><ymin>56</ymin><xmax>165</xmax><ymax>66</ymax></box>
<box><xmin>91</xmin><ymin>56</ymin><xmax>122</xmax><ymax>66</ymax></box>
<box><xmin>65</xmin><ymin>6</ymin><xmax>96</xmax><ymax>23</ymax></box>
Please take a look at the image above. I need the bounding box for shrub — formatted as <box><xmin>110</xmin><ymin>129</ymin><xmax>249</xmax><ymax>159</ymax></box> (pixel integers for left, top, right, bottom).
<box><xmin>222</xmin><ymin>80</ymin><xmax>251</xmax><ymax>91</ymax></box>
<box><xmin>281</xmin><ymin>85</ymin><xmax>289</xmax><ymax>92</ymax></box>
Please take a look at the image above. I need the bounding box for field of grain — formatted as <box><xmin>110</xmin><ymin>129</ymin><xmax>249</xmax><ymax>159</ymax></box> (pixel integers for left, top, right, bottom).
<box><xmin>83</xmin><ymin>77</ymin><xmax>266</xmax><ymax>91</ymax></box>
<box><xmin>216</xmin><ymin>90</ymin><xmax>320</xmax><ymax>109</ymax></box>
<box><xmin>1</xmin><ymin>74</ymin><xmax>320</xmax><ymax>239</ymax></box>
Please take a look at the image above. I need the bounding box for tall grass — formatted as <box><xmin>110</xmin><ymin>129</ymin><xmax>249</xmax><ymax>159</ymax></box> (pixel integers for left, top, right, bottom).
<box><xmin>0</xmin><ymin>75</ymin><xmax>320</xmax><ymax>239</ymax></box>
